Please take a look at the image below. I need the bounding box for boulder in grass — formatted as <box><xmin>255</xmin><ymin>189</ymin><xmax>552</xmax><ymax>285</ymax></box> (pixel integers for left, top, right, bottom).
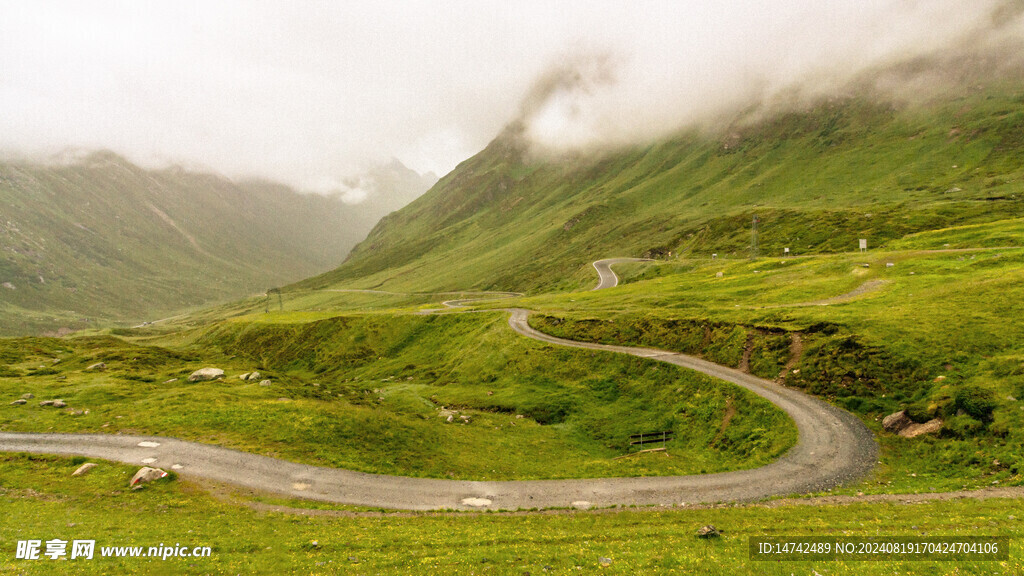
<box><xmin>882</xmin><ymin>410</ymin><xmax>912</xmax><ymax>434</ymax></box>
<box><xmin>10</xmin><ymin>398</ymin><xmax>26</xmax><ymax>406</ymax></box>
<box><xmin>130</xmin><ymin>467</ymin><xmax>168</xmax><ymax>486</ymax></box>
<box><xmin>39</xmin><ymin>400</ymin><xmax>54</xmax><ymax>407</ymax></box>
<box><xmin>899</xmin><ymin>418</ymin><xmax>943</xmax><ymax>438</ymax></box>
<box><xmin>52</xmin><ymin>400</ymin><xmax>67</xmax><ymax>408</ymax></box>
<box><xmin>188</xmin><ymin>368</ymin><xmax>224</xmax><ymax>382</ymax></box>
<box><xmin>86</xmin><ymin>362</ymin><xmax>106</xmax><ymax>371</ymax></box>
<box><xmin>72</xmin><ymin>463</ymin><xmax>97</xmax><ymax>477</ymax></box>
<box><xmin>246</xmin><ymin>371</ymin><xmax>262</xmax><ymax>381</ymax></box>
<box><xmin>696</xmin><ymin>525</ymin><xmax>721</xmax><ymax>539</ymax></box>
<box><xmin>239</xmin><ymin>373</ymin><xmax>251</xmax><ymax>381</ymax></box>
<box><xmin>259</xmin><ymin>380</ymin><xmax>272</xmax><ymax>387</ymax></box>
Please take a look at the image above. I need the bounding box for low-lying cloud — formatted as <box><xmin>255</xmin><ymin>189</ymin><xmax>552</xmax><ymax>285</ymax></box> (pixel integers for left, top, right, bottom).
<box><xmin>517</xmin><ymin>0</ymin><xmax>1024</xmax><ymax>155</ymax></box>
<box><xmin>1</xmin><ymin>1</ymin><xmax>1022</xmax><ymax>189</ymax></box>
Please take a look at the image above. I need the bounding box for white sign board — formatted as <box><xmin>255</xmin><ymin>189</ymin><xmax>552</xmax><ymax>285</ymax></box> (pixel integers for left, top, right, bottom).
<box><xmin>859</xmin><ymin>239</ymin><xmax>867</xmax><ymax>251</ymax></box>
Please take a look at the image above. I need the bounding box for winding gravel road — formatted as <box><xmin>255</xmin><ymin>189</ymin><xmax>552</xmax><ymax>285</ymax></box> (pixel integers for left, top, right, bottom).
<box><xmin>591</xmin><ymin>257</ymin><xmax>652</xmax><ymax>290</ymax></box>
<box><xmin>0</xmin><ymin>259</ymin><xmax>877</xmax><ymax>511</ymax></box>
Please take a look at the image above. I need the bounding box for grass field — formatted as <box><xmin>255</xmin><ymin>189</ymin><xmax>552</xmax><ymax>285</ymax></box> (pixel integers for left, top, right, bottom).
<box><xmin>2</xmin><ymin>453</ymin><xmax>1021</xmax><ymax>575</ymax></box>
<box><xmin>0</xmin><ymin>311</ymin><xmax>795</xmax><ymax>481</ymax></box>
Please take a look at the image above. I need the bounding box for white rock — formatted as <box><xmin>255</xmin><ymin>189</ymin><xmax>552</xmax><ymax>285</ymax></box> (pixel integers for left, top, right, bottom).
<box><xmin>130</xmin><ymin>467</ymin><xmax>168</xmax><ymax>486</ymax></box>
<box><xmin>72</xmin><ymin>463</ymin><xmax>97</xmax><ymax>477</ymax></box>
<box><xmin>188</xmin><ymin>367</ymin><xmax>225</xmax><ymax>382</ymax></box>
<box><xmin>137</xmin><ymin>441</ymin><xmax>160</xmax><ymax>448</ymax></box>
<box><xmin>460</xmin><ymin>497</ymin><xmax>492</xmax><ymax>507</ymax></box>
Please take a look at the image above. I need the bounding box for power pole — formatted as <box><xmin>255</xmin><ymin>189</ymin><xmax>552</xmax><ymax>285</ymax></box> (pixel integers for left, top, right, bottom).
<box><xmin>751</xmin><ymin>214</ymin><xmax>760</xmax><ymax>260</ymax></box>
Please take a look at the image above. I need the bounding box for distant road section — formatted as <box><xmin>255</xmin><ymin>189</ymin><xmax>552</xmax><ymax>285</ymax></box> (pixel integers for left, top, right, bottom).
<box><xmin>591</xmin><ymin>258</ymin><xmax>653</xmax><ymax>290</ymax></box>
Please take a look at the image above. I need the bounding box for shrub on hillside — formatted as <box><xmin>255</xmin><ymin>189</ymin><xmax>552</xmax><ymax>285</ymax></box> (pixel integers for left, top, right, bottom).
<box><xmin>953</xmin><ymin>385</ymin><xmax>997</xmax><ymax>423</ymax></box>
<box><xmin>941</xmin><ymin>414</ymin><xmax>986</xmax><ymax>438</ymax></box>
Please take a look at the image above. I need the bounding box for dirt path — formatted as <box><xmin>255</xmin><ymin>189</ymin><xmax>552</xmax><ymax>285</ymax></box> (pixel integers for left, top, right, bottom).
<box><xmin>760</xmin><ymin>279</ymin><xmax>889</xmax><ymax>308</ymax></box>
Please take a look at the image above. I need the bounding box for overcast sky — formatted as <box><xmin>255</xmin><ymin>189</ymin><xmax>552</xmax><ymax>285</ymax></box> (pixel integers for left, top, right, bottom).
<box><xmin>0</xmin><ymin>1</ymin><xmax>1020</xmax><ymax>192</ymax></box>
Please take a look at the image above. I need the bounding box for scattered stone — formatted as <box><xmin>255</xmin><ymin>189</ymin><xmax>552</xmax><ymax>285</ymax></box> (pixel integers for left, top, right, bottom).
<box><xmin>572</xmin><ymin>500</ymin><xmax>592</xmax><ymax>510</ymax></box>
<box><xmin>599</xmin><ymin>557</ymin><xmax>612</xmax><ymax>567</ymax></box>
<box><xmin>10</xmin><ymin>399</ymin><xmax>26</xmax><ymax>405</ymax></box>
<box><xmin>246</xmin><ymin>371</ymin><xmax>262</xmax><ymax>381</ymax></box>
<box><xmin>52</xmin><ymin>400</ymin><xmax>67</xmax><ymax>408</ymax></box>
<box><xmin>696</xmin><ymin>525</ymin><xmax>721</xmax><ymax>539</ymax></box>
<box><xmin>21</xmin><ymin>393</ymin><xmax>34</xmax><ymax>399</ymax></box>
<box><xmin>239</xmin><ymin>373</ymin><xmax>251</xmax><ymax>381</ymax></box>
<box><xmin>137</xmin><ymin>441</ymin><xmax>160</xmax><ymax>448</ymax></box>
<box><xmin>86</xmin><ymin>362</ymin><xmax>106</xmax><ymax>371</ymax></box>
<box><xmin>715</xmin><ymin>271</ymin><xmax>724</xmax><ymax>278</ymax></box>
<box><xmin>882</xmin><ymin>410</ymin><xmax>913</xmax><ymax>434</ymax></box>
<box><xmin>72</xmin><ymin>463</ymin><xmax>97</xmax><ymax>477</ymax></box>
<box><xmin>130</xmin><ymin>467</ymin><xmax>168</xmax><ymax>486</ymax></box>
<box><xmin>886</xmin><ymin>262</ymin><xmax>895</xmax><ymax>268</ymax></box>
<box><xmin>141</xmin><ymin>457</ymin><xmax>157</xmax><ymax>464</ymax></box>
<box><xmin>39</xmin><ymin>400</ymin><xmax>54</xmax><ymax>407</ymax></box>
<box><xmin>899</xmin><ymin>418</ymin><xmax>943</xmax><ymax>438</ymax></box>
<box><xmin>163</xmin><ymin>378</ymin><xmax>178</xmax><ymax>384</ymax></box>
<box><xmin>188</xmin><ymin>367</ymin><xmax>225</xmax><ymax>382</ymax></box>
<box><xmin>171</xmin><ymin>464</ymin><xmax>184</xmax><ymax>470</ymax></box>
<box><xmin>67</xmin><ymin>409</ymin><xmax>85</xmax><ymax>416</ymax></box>
<box><xmin>934</xmin><ymin>375</ymin><xmax>946</xmax><ymax>382</ymax></box>
<box><xmin>460</xmin><ymin>497</ymin><xmax>492</xmax><ymax>507</ymax></box>
<box><xmin>55</xmin><ymin>375</ymin><xmax>66</xmax><ymax>381</ymax></box>
<box><xmin>259</xmin><ymin>380</ymin><xmax>272</xmax><ymax>387</ymax></box>
<box><xmin>515</xmin><ymin>414</ymin><xmax>525</xmax><ymax>419</ymax></box>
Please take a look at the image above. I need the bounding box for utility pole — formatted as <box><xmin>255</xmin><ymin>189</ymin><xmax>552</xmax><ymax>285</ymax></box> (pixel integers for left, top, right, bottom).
<box><xmin>751</xmin><ymin>214</ymin><xmax>760</xmax><ymax>260</ymax></box>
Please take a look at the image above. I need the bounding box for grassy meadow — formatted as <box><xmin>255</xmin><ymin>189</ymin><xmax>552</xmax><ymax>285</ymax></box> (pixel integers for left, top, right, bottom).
<box><xmin>2</xmin><ymin>453</ymin><xmax>1022</xmax><ymax>575</ymax></box>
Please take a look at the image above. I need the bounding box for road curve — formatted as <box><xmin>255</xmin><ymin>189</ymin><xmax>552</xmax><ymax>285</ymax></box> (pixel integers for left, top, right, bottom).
<box><xmin>0</xmin><ymin>262</ymin><xmax>877</xmax><ymax>511</ymax></box>
<box><xmin>591</xmin><ymin>258</ymin><xmax>653</xmax><ymax>290</ymax></box>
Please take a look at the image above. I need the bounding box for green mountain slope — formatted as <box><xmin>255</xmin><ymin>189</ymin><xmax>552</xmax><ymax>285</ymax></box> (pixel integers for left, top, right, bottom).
<box><xmin>299</xmin><ymin>79</ymin><xmax>1024</xmax><ymax>294</ymax></box>
<box><xmin>0</xmin><ymin>152</ymin><xmax>431</xmax><ymax>335</ymax></box>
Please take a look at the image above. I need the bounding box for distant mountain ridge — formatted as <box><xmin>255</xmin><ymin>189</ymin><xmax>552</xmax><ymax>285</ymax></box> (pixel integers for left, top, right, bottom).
<box><xmin>298</xmin><ymin>77</ymin><xmax>1024</xmax><ymax>294</ymax></box>
<box><xmin>0</xmin><ymin>151</ymin><xmax>432</xmax><ymax>334</ymax></box>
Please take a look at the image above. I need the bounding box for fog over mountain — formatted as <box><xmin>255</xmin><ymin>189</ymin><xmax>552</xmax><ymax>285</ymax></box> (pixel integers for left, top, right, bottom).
<box><xmin>1</xmin><ymin>1</ymin><xmax>1022</xmax><ymax>190</ymax></box>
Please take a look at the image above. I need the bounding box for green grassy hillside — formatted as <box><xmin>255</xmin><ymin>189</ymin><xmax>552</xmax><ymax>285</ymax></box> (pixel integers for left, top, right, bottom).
<box><xmin>299</xmin><ymin>79</ymin><xmax>1024</xmax><ymax>294</ymax></box>
<box><xmin>0</xmin><ymin>152</ymin><xmax>430</xmax><ymax>335</ymax></box>
<box><xmin>0</xmin><ymin>311</ymin><xmax>794</xmax><ymax>480</ymax></box>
